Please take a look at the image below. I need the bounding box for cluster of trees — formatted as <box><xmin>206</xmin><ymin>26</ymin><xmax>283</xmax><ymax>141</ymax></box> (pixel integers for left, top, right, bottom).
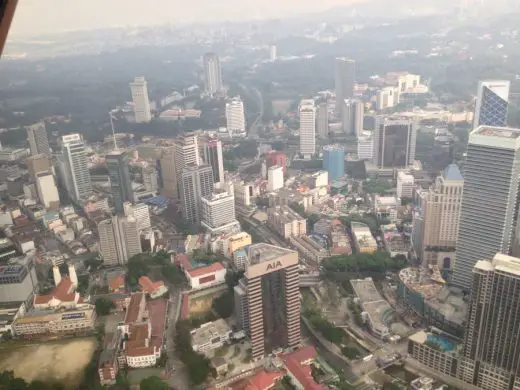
<box><xmin>191</xmin><ymin>249</ymin><xmax>228</xmax><ymax>265</ymax></box>
<box><xmin>0</xmin><ymin>371</ymin><xmax>66</xmax><ymax>390</ymax></box>
<box><xmin>139</xmin><ymin>376</ymin><xmax>168</xmax><ymax>390</ymax></box>
<box><xmin>126</xmin><ymin>252</ymin><xmax>184</xmax><ymax>290</ymax></box>
<box><xmin>94</xmin><ymin>297</ymin><xmax>116</xmax><ymax>316</ymax></box>
<box><xmin>362</xmin><ymin>180</ymin><xmax>393</xmax><ymax>195</ymax></box>
<box><xmin>211</xmin><ymin>270</ymin><xmax>244</xmax><ymax>319</ymax></box>
<box><xmin>303</xmin><ymin>307</ymin><xmax>346</xmax><ymax>345</ymax></box>
<box><xmin>174</xmin><ymin>320</ymin><xmax>214</xmax><ymax>385</ymax></box>
<box><xmin>340</xmin><ymin>214</ymin><xmax>380</xmax><ymax>234</ymax></box>
<box><xmin>224</xmin><ymin>140</ymin><xmax>258</xmax><ymax>160</ymax></box>
<box><xmin>321</xmin><ymin>253</ymin><xmax>408</xmax><ymax>275</ymax></box>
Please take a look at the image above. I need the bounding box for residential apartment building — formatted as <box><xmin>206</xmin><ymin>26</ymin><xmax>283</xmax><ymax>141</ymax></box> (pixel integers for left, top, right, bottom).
<box><xmin>267</xmin><ymin>206</ymin><xmax>307</xmax><ymax>239</ymax></box>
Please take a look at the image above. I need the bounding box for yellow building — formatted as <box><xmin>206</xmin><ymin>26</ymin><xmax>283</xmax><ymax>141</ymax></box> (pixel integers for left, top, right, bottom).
<box><xmin>227</xmin><ymin>232</ymin><xmax>252</xmax><ymax>257</ymax></box>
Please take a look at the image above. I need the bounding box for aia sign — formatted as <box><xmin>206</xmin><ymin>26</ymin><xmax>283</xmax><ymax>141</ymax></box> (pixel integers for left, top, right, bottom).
<box><xmin>266</xmin><ymin>260</ymin><xmax>283</xmax><ymax>271</ymax></box>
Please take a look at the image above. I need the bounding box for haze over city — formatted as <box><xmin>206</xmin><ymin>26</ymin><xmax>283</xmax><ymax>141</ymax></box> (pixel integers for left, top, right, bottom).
<box><xmin>1</xmin><ymin>1</ymin><xmax>520</xmax><ymax>389</ymax></box>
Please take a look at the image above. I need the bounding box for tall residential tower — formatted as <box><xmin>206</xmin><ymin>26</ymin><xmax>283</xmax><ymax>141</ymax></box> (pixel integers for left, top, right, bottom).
<box><xmin>452</xmin><ymin>126</ymin><xmax>520</xmax><ymax>290</ymax></box>
<box><xmin>299</xmin><ymin>100</ymin><xmax>316</xmax><ymax>159</ymax></box>
<box><xmin>129</xmin><ymin>77</ymin><xmax>152</xmax><ymax>123</ymax></box>
<box><xmin>203</xmin><ymin>53</ymin><xmax>223</xmax><ymax>94</ymax></box>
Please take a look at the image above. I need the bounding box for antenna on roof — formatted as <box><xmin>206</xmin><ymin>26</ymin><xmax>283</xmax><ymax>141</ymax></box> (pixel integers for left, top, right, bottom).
<box><xmin>109</xmin><ymin>110</ymin><xmax>118</xmax><ymax>151</ymax></box>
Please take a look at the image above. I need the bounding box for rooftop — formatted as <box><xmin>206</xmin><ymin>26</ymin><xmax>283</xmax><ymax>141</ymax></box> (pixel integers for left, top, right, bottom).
<box><xmin>186</xmin><ymin>262</ymin><xmax>224</xmax><ymax>278</ymax></box>
<box><xmin>245</xmin><ymin>243</ymin><xmax>296</xmax><ymax>266</ymax></box>
<box><xmin>472</xmin><ymin>126</ymin><xmax>520</xmax><ymax>139</ymax></box>
<box><xmin>190</xmin><ymin>319</ymin><xmax>231</xmax><ymax>347</ymax></box>
<box><xmin>443</xmin><ymin>164</ymin><xmax>463</xmax><ymax>182</ymax></box>
<box><xmin>351</xmin><ymin>278</ymin><xmax>384</xmax><ymax>303</ymax></box>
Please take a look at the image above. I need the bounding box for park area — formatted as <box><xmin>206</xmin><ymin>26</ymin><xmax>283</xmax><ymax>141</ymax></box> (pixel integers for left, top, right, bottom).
<box><xmin>0</xmin><ymin>338</ymin><xmax>97</xmax><ymax>386</ymax></box>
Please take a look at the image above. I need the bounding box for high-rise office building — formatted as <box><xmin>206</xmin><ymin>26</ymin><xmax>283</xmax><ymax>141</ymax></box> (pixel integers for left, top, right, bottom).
<box><xmin>35</xmin><ymin>171</ymin><xmax>60</xmax><ymax>210</ymax></box>
<box><xmin>473</xmin><ymin>80</ymin><xmax>510</xmax><ymax>128</ymax></box>
<box><xmin>142</xmin><ymin>166</ymin><xmax>158</xmax><ymax>193</ymax></box>
<box><xmin>316</xmin><ymin>102</ymin><xmax>329</xmax><ymax>139</ymax></box>
<box><xmin>452</xmin><ymin>126</ymin><xmax>520</xmax><ymax>290</ymax></box>
<box><xmin>201</xmin><ymin>191</ymin><xmax>239</xmax><ymax>234</ymax></box>
<box><xmin>334</xmin><ymin>58</ymin><xmax>356</xmax><ymax>117</ymax></box>
<box><xmin>342</xmin><ymin>99</ymin><xmax>364</xmax><ymax>136</ymax></box>
<box><xmin>106</xmin><ymin>151</ymin><xmax>133</xmax><ymax>214</ymax></box>
<box><xmin>372</xmin><ymin>116</ymin><xmax>417</xmax><ymax>169</ymax></box>
<box><xmin>299</xmin><ymin>99</ymin><xmax>316</xmax><ymax>159</ymax></box>
<box><xmin>58</xmin><ymin>134</ymin><xmax>92</xmax><ymax>202</ymax></box>
<box><xmin>199</xmin><ymin>135</ymin><xmax>225</xmax><ymax>187</ymax></box>
<box><xmin>376</xmin><ymin>87</ymin><xmax>397</xmax><ymax>110</ymax></box>
<box><xmin>267</xmin><ymin>165</ymin><xmax>284</xmax><ymax>192</ymax></box>
<box><xmin>418</xmin><ymin>164</ymin><xmax>463</xmax><ymax>269</ymax></box>
<box><xmin>180</xmin><ymin>164</ymin><xmax>214</xmax><ymax>225</ymax></box>
<box><xmin>234</xmin><ymin>244</ymin><xmax>301</xmax><ymax>360</ymax></box>
<box><xmin>124</xmin><ymin>202</ymin><xmax>151</xmax><ymax>232</ymax></box>
<box><xmin>323</xmin><ymin>145</ymin><xmax>345</xmax><ymax>182</ymax></box>
<box><xmin>459</xmin><ymin>253</ymin><xmax>520</xmax><ymax>389</ymax></box>
<box><xmin>225</xmin><ymin>97</ymin><xmax>246</xmax><ymax>136</ymax></box>
<box><xmin>203</xmin><ymin>52</ymin><xmax>223</xmax><ymax>94</ymax></box>
<box><xmin>27</xmin><ymin>154</ymin><xmax>51</xmax><ymax>181</ymax></box>
<box><xmin>26</xmin><ymin>122</ymin><xmax>51</xmax><ymax>157</ymax></box>
<box><xmin>129</xmin><ymin>77</ymin><xmax>152</xmax><ymax>123</ymax></box>
<box><xmin>98</xmin><ymin>215</ymin><xmax>142</xmax><ymax>266</ymax></box>
<box><xmin>157</xmin><ymin>147</ymin><xmax>176</xmax><ymax>198</ymax></box>
<box><xmin>172</xmin><ymin>133</ymin><xmax>200</xmax><ymax>200</ymax></box>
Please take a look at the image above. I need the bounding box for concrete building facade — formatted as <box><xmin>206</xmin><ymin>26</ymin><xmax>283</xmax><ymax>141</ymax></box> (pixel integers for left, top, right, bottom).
<box><xmin>299</xmin><ymin>100</ymin><xmax>316</xmax><ymax>159</ymax></box>
<box><xmin>129</xmin><ymin>76</ymin><xmax>152</xmax><ymax>123</ymax></box>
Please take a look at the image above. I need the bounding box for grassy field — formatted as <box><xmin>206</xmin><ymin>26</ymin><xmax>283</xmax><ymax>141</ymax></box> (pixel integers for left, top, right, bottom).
<box><xmin>0</xmin><ymin>338</ymin><xmax>97</xmax><ymax>386</ymax></box>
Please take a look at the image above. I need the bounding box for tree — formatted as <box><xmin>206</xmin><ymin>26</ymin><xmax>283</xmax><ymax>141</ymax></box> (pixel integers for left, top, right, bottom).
<box><xmin>212</xmin><ymin>291</ymin><xmax>234</xmax><ymax>318</ymax></box>
<box><xmin>94</xmin><ymin>297</ymin><xmax>115</xmax><ymax>316</ymax></box>
<box><xmin>140</xmin><ymin>376</ymin><xmax>168</xmax><ymax>390</ymax></box>
<box><xmin>125</xmin><ymin>255</ymin><xmax>150</xmax><ymax>287</ymax></box>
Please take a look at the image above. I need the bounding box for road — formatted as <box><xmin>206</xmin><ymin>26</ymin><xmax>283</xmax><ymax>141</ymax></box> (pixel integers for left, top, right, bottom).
<box><xmin>238</xmin><ymin>83</ymin><xmax>263</xmax><ymax>139</ymax></box>
<box><xmin>164</xmin><ymin>288</ymin><xmax>190</xmax><ymax>389</ymax></box>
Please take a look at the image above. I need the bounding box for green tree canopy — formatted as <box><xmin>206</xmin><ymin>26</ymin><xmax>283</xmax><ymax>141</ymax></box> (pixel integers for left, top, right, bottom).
<box><xmin>140</xmin><ymin>376</ymin><xmax>168</xmax><ymax>390</ymax></box>
<box><xmin>94</xmin><ymin>297</ymin><xmax>115</xmax><ymax>316</ymax></box>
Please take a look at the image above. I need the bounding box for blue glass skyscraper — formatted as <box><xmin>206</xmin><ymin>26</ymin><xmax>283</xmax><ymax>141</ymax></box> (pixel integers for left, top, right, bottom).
<box><xmin>323</xmin><ymin>145</ymin><xmax>345</xmax><ymax>182</ymax></box>
<box><xmin>473</xmin><ymin>80</ymin><xmax>510</xmax><ymax>128</ymax></box>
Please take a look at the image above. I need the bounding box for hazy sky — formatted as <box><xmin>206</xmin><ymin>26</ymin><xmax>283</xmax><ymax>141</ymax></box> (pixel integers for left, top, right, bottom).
<box><xmin>10</xmin><ymin>0</ymin><xmax>365</xmax><ymax>37</ymax></box>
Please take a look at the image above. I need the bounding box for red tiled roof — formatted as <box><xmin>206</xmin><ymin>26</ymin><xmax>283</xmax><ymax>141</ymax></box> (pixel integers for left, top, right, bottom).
<box><xmin>34</xmin><ymin>277</ymin><xmax>75</xmax><ymax>305</ymax></box>
<box><xmin>138</xmin><ymin>276</ymin><xmax>164</xmax><ymax>294</ymax></box>
<box><xmin>147</xmin><ymin>299</ymin><xmax>167</xmax><ymax>350</ymax></box>
<box><xmin>124</xmin><ymin>293</ymin><xmax>144</xmax><ymax>324</ymax></box>
<box><xmin>283</xmin><ymin>347</ymin><xmax>323</xmax><ymax>390</ymax></box>
<box><xmin>245</xmin><ymin>370</ymin><xmax>282</xmax><ymax>390</ymax></box>
<box><xmin>186</xmin><ymin>262</ymin><xmax>224</xmax><ymax>278</ymax></box>
<box><xmin>108</xmin><ymin>275</ymin><xmax>125</xmax><ymax>291</ymax></box>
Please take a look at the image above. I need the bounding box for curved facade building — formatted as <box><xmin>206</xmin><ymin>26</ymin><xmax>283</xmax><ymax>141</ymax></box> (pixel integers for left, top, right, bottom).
<box><xmin>396</xmin><ymin>267</ymin><xmax>466</xmax><ymax>338</ymax></box>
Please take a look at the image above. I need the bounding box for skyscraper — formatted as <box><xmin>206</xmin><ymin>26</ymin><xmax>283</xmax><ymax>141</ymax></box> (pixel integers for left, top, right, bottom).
<box><xmin>27</xmin><ymin>154</ymin><xmax>51</xmax><ymax>181</ymax></box>
<box><xmin>323</xmin><ymin>145</ymin><xmax>345</xmax><ymax>182</ymax></box>
<box><xmin>459</xmin><ymin>253</ymin><xmax>520</xmax><ymax>389</ymax></box>
<box><xmin>316</xmin><ymin>102</ymin><xmax>329</xmax><ymax>139</ymax></box>
<box><xmin>201</xmin><ymin>191</ymin><xmax>239</xmax><ymax>234</ymax></box>
<box><xmin>106</xmin><ymin>151</ymin><xmax>133</xmax><ymax>214</ymax></box>
<box><xmin>203</xmin><ymin>52</ymin><xmax>223</xmax><ymax>94</ymax></box>
<box><xmin>452</xmin><ymin>126</ymin><xmax>520</xmax><ymax>290</ymax></box>
<box><xmin>342</xmin><ymin>99</ymin><xmax>364</xmax><ymax>136</ymax></box>
<box><xmin>158</xmin><ymin>147</ymin><xmax>176</xmax><ymax>198</ymax></box>
<box><xmin>234</xmin><ymin>244</ymin><xmax>301</xmax><ymax>360</ymax></box>
<box><xmin>473</xmin><ymin>80</ymin><xmax>510</xmax><ymax>128</ymax></box>
<box><xmin>129</xmin><ymin>77</ymin><xmax>152</xmax><ymax>123</ymax></box>
<box><xmin>98</xmin><ymin>215</ymin><xmax>142</xmax><ymax>266</ymax></box>
<box><xmin>58</xmin><ymin>134</ymin><xmax>92</xmax><ymax>202</ymax></box>
<box><xmin>225</xmin><ymin>97</ymin><xmax>246</xmax><ymax>136</ymax></box>
<box><xmin>26</xmin><ymin>122</ymin><xmax>51</xmax><ymax>157</ymax></box>
<box><xmin>35</xmin><ymin>171</ymin><xmax>60</xmax><ymax>210</ymax></box>
<box><xmin>334</xmin><ymin>58</ymin><xmax>356</xmax><ymax>117</ymax></box>
<box><xmin>418</xmin><ymin>164</ymin><xmax>463</xmax><ymax>269</ymax></box>
<box><xmin>124</xmin><ymin>202</ymin><xmax>151</xmax><ymax>232</ymax></box>
<box><xmin>180</xmin><ymin>164</ymin><xmax>214</xmax><ymax>225</ymax></box>
<box><xmin>372</xmin><ymin>116</ymin><xmax>417</xmax><ymax>169</ymax></box>
<box><xmin>172</xmin><ymin>133</ymin><xmax>200</xmax><ymax>199</ymax></box>
<box><xmin>200</xmin><ymin>135</ymin><xmax>225</xmax><ymax>187</ymax></box>
<box><xmin>299</xmin><ymin>99</ymin><xmax>316</xmax><ymax>159</ymax></box>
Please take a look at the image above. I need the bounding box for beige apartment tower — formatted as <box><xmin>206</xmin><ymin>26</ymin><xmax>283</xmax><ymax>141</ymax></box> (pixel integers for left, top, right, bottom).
<box><xmin>235</xmin><ymin>244</ymin><xmax>301</xmax><ymax>359</ymax></box>
<box><xmin>419</xmin><ymin>164</ymin><xmax>463</xmax><ymax>270</ymax></box>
